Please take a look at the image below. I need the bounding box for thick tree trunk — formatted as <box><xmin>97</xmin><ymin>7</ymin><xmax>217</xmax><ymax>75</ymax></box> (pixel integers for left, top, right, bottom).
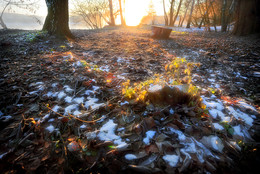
<box><xmin>42</xmin><ymin>0</ymin><xmax>73</xmax><ymax>39</ymax></box>
<box><xmin>233</xmin><ymin>0</ymin><xmax>260</xmax><ymax>35</ymax></box>
<box><xmin>173</xmin><ymin>0</ymin><xmax>183</xmax><ymax>26</ymax></box>
<box><xmin>186</xmin><ymin>0</ymin><xmax>195</xmax><ymax>28</ymax></box>
<box><xmin>118</xmin><ymin>0</ymin><xmax>126</xmax><ymax>26</ymax></box>
<box><xmin>221</xmin><ymin>0</ymin><xmax>227</xmax><ymax>32</ymax></box>
<box><xmin>169</xmin><ymin>0</ymin><xmax>175</xmax><ymax>26</ymax></box>
<box><xmin>108</xmin><ymin>0</ymin><xmax>115</xmax><ymax>26</ymax></box>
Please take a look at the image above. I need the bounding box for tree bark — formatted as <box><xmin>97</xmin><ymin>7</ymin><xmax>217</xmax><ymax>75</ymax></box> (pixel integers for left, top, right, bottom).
<box><xmin>186</xmin><ymin>0</ymin><xmax>195</xmax><ymax>28</ymax></box>
<box><xmin>169</xmin><ymin>0</ymin><xmax>175</xmax><ymax>26</ymax></box>
<box><xmin>108</xmin><ymin>0</ymin><xmax>115</xmax><ymax>26</ymax></box>
<box><xmin>42</xmin><ymin>0</ymin><xmax>73</xmax><ymax>39</ymax></box>
<box><xmin>163</xmin><ymin>0</ymin><xmax>168</xmax><ymax>26</ymax></box>
<box><xmin>221</xmin><ymin>0</ymin><xmax>227</xmax><ymax>32</ymax></box>
<box><xmin>173</xmin><ymin>0</ymin><xmax>183</xmax><ymax>26</ymax></box>
<box><xmin>0</xmin><ymin>1</ymin><xmax>11</xmax><ymax>29</ymax></box>
<box><xmin>118</xmin><ymin>0</ymin><xmax>126</xmax><ymax>26</ymax></box>
<box><xmin>232</xmin><ymin>0</ymin><xmax>260</xmax><ymax>35</ymax></box>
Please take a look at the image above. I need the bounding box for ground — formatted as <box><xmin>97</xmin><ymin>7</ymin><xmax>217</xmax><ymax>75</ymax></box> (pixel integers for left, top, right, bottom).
<box><xmin>0</xmin><ymin>27</ymin><xmax>259</xmax><ymax>173</ymax></box>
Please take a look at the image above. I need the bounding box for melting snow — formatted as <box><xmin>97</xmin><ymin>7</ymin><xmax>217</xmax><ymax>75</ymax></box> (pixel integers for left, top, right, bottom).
<box><xmin>202</xmin><ymin>97</ymin><xmax>224</xmax><ymax>110</ymax></box>
<box><xmin>46</xmin><ymin>125</ymin><xmax>55</xmax><ymax>133</ymax></box>
<box><xmin>52</xmin><ymin>105</ymin><xmax>60</xmax><ymax>112</ymax></box>
<box><xmin>148</xmin><ymin>84</ymin><xmax>163</xmax><ymax>92</ymax></box>
<box><xmin>201</xmin><ymin>135</ymin><xmax>224</xmax><ymax>153</ymax></box>
<box><xmin>209</xmin><ymin>109</ymin><xmax>225</xmax><ymax>120</ymax></box>
<box><xmin>64</xmin><ymin>85</ymin><xmax>73</xmax><ymax>93</ymax></box>
<box><xmin>73</xmin><ymin>97</ymin><xmax>84</xmax><ymax>104</ymax></box>
<box><xmin>58</xmin><ymin>91</ymin><xmax>66</xmax><ymax>99</ymax></box>
<box><xmin>168</xmin><ymin>127</ymin><xmax>186</xmax><ymax>141</ymax></box>
<box><xmin>227</xmin><ymin>106</ymin><xmax>254</xmax><ymax>127</ymax></box>
<box><xmin>143</xmin><ymin>130</ymin><xmax>156</xmax><ymax>145</ymax></box>
<box><xmin>65</xmin><ymin>96</ymin><xmax>72</xmax><ymax>103</ymax></box>
<box><xmin>233</xmin><ymin>125</ymin><xmax>244</xmax><ymax>137</ymax></box>
<box><xmin>125</xmin><ymin>154</ymin><xmax>137</xmax><ymax>160</ymax></box>
<box><xmin>98</xmin><ymin>119</ymin><xmax>127</xmax><ymax>148</ymax></box>
<box><xmin>64</xmin><ymin>104</ymin><xmax>78</xmax><ymax>115</ymax></box>
<box><xmin>212</xmin><ymin>123</ymin><xmax>224</xmax><ymax>131</ymax></box>
<box><xmin>85</xmin><ymin>97</ymin><xmax>104</xmax><ymax>109</ymax></box>
<box><xmin>80</xmin><ymin>124</ymin><xmax>87</xmax><ymax>129</ymax></box>
<box><xmin>163</xmin><ymin>155</ymin><xmax>179</xmax><ymax>167</ymax></box>
<box><xmin>120</xmin><ymin>101</ymin><xmax>129</xmax><ymax>106</ymax></box>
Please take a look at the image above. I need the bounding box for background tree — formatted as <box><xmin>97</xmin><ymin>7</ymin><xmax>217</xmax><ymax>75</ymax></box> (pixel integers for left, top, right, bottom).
<box><xmin>118</xmin><ymin>0</ymin><xmax>126</xmax><ymax>26</ymax></box>
<box><xmin>43</xmin><ymin>0</ymin><xmax>73</xmax><ymax>39</ymax></box>
<box><xmin>172</xmin><ymin>0</ymin><xmax>183</xmax><ymax>26</ymax></box>
<box><xmin>163</xmin><ymin>0</ymin><xmax>168</xmax><ymax>25</ymax></box>
<box><xmin>72</xmin><ymin>0</ymin><xmax>110</xmax><ymax>29</ymax></box>
<box><xmin>108</xmin><ymin>0</ymin><xmax>115</xmax><ymax>26</ymax></box>
<box><xmin>221</xmin><ymin>0</ymin><xmax>227</xmax><ymax>32</ymax></box>
<box><xmin>147</xmin><ymin>0</ymin><xmax>156</xmax><ymax>25</ymax></box>
<box><xmin>186</xmin><ymin>0</ymin><xmax>195</xmax><ymax>28</ymax></box>
<box><xmin>169</xmin><ymin>0</ymin><xmax>175</xmax><ymax>26</ymax></box>
<box><xmin>232</xmin><ymin>0</ymin><xmax>260</xmax><ymax>35</ymax></box>
<box><xmin>0</xmin><ymin>0</ymin><xmax>39</xmax><ymax>29</ymax></box>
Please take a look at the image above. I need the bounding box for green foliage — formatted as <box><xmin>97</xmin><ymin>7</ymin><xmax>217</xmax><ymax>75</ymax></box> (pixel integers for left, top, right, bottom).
<box><xmin>26</xmin><ymin>31</ymin><xmax>47</xmax><ymax>42</ymax></box>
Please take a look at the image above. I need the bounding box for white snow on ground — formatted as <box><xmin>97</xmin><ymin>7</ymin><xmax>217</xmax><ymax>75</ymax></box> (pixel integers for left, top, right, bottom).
<box><xmin>98</xmin><ymin>119</ymin><xmax>127</xmax><ymax>148</ymax></box>
<box><xmin>202</xmin><ymin>97</ymin><xmax>224</xmax><ymax>110</ymax></box>
<box><xmin>209</xmin><ymin>109</ymin><xmax>225</xmax><ymax>120</ymax></box>
<box><xmin>163</xmin><ymin>155</ymin><xmax>179</xmax><ymax>167</ymax></box>
<box><xmin>212</xmin><ymin>123</ymin><xmax>224</xmax><ymax>131</ymax></box>
<box><xmin>0</xmin><ymin>152</ymin><xmax>8</xmax><ymax>159</ymax></box>
<box><xmin>64</xmin><ymin>104</ymin><xmax>78</xmax><ymax>115</ymax></box>
<box><xmin>46</xmin><ymin>124</ymin><xmax>55</xmax><ymax>133</ymax></box>
<box><xmin>201</xmin><ymin>135</ymin><xmax>224</xmax><ymax>153</ymax></box>
<box><xmin>52</xmin><ymin>105</ymin><xmax>60</xmax><ymax>112</ymax></box>
<box><xmin>80</xmin><ymin>124</ymin><xmax>87</xmax><ymax>129</ymax></box>
<box><xmin>238</xmin><ymin>101</ymin><xmax>258</xmax><ymax>112</ymax></box>
<box><xmin>0</xmin><ymin>115</ymin><xmax>12</xmax><ymax>122</ymax></box>
<box><xmin>233</xmin><ymin>125</ymin><xmax>244</xmax><ymax>137</ymax></box>
<box><xmin>73</xmin><ymin>97</ymin><xmax>84</xmax><ymax>104</ymax></box>
<box><xmin>65</xmin><ymin>96</ymin><xmax>72</xmax><ymax>103</ymax></box>
<box><xmin>125</xmin><ymin>154</ymin><xmax>137</xmax><ymax>160</ymax></box>
<box><xmin>64</xmin><ymin>85</ymin><xmax>73</xmax><ymax>93</ymax></box>
<box><xmin>120</xmin><ymin>101</ymin><xmax>129</xmax><ymax>106</ymax></box>
<box><xmin>85</xmin><ymin>97</ymin><xmax>104</xmax><ymax>109</ymax></box>
<box><xmin>227</xmin><ymin>106</ymin><xmax>254</xmax><ymax>127</ymax></box>
<box><xmin>168</xmin><ymin>127</ymin><xmax>186</xmax><ymax>141</ymax></box>
<box><xmin>58</xmin><ymin>91</ymin><xmax>66</xmax><ymax>100</ymax></box>
<box><xmin>143</xmin><ymin>130</ymin><xmax>156</xmax><ymax>145</ymax></box>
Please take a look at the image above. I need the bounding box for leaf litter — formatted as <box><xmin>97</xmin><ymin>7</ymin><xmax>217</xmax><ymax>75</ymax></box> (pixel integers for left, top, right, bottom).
<box><xmin>0</xmin><ymin>27</ymin><xmax>259</xmax><ymax>173</ymax></box>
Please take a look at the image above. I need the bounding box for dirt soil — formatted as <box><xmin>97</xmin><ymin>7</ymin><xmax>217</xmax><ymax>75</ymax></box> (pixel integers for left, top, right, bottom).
<box><xmin>0</xmin><ymin>27</ymin><xmax>259</xmax><ymax>174</ymax></box>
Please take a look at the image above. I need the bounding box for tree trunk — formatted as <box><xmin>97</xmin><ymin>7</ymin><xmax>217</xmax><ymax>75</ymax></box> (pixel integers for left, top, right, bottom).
<box><xmin>0</xmin><ymin>1</ymin><xmax>11</xmax><ymax>29</ymax></box>
<box><xmin>108</xmin><ymin>0</ymin><xmax>115</xmax><ymax>26</ymax></box>
<box><xmin>163</xmin><ymin>0</ymin><xmax>168</xmax><ymax>26</ymax></box>
<box><xmin>118</xmin><ymin>0</ymin><xmax>126</xmax><ymax>26</ymax></box>
<box><xmin>42</xmin><ymin>0</ymin><xmax>73</xmax><ymax>39</ymax></box>
<box><xmin>179</xmin><ymin>0</ymin><xmax>191</xmax><ymax>27</ymax></box>
<box><xmin>221</xmin><ymin>0</ymin><xmax>227</xmax><ymax>32</ymax></box>
<box><xmin>198</xmin><ymin>0</ymin><xmax>214</xmax><ymax>28</ymax></box>
<box><xmin>173</xmin><ymin>0</ymin><xmax>183</xmax><ymax>26</ymax></box>
<box><xmin>232</xmin><ymin>0</ymin><xmax>260</xmax><ymax>35</ymax></box>
<box><xmin>186</xmin><ymin>0</ymin><xmax>195</xmax><ymax>28</ymax></box>
<box><xmin>233</xmin><ymin>0</ymin><xmax>260</xmax><ymax>35</ymax></box>
<box><xmin>169</xmin><ymin>0</ymin><xmax>175</xmax><ymax>26</ymax></box>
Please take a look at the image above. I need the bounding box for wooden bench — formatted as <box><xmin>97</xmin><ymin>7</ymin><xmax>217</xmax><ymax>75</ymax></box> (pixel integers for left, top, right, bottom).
<box><xmin>151</xmin><ymin>26</ymin><xmax>172</xmax><ymax>39</ymax></box>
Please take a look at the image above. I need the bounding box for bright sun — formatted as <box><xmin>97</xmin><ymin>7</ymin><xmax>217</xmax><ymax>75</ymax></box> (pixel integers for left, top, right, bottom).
<box><xmin>125</xmin><ymin>0</ymin><xmax>148</xmax><ymax>26</ymax></box>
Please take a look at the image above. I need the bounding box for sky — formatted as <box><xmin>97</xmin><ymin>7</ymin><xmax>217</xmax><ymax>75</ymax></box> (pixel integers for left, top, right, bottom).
<box><xmin>0</xmin><ymin>0</ymin><xmax>165</xmax><ymax>27</ymax></box>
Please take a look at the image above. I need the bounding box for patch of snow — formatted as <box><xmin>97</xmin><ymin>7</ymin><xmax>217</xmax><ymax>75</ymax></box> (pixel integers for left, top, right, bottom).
<box><xmin>64</xmin><ymin>104</ymin><xmax>78</xmax><ymax>115</ymax></box>
<box><xmin>201</xmin><ymin>136</ymin><xmax>224</xmax><ymax>153</ymax></box>
<box><xmin>92</xmin><ymin>86</ymin><xmax>100</xmax><ymax>91</ymax></box>
<box><xmin>52</xmin><ymin>83</ymin><xmax>58</xmax><ymax>88</ymax></box>
<box><xmin>168</xmin><ymin>127</ymin><xmax>186</xmax><ymax>141</ymax></box>
<box><xmin>233</xmin><ymin>125</ymin><xmax>244</xmax><ymax>137</ymax></box>
<box><xmin>73</xmin><ymin>97</ymin><xmax>84</xmax><ymax>104</ymax></box>
<box><xmin>46</xmin><ymin>125</ymin><xmax>55</xmax><ymax>133</ymax></box>
<box><xmin>41</xmin><ymin>113</ymin><xmax>50</xmax><ymax>122</ymax></box>
<box><xmin>29</xmin><ymin>91</ymin><xmax>38</xmax><ymax>95</ymax></box>
<box><xmin>125</xmin><ymin>154</ymin><xmax>137</xmax><ymax>160</ymax></box>
<box><xmin>238</xmin><ymin>101</ymin><xmax>258</xmax><ymax>112</ymax></box>
<box><xmin>58</xmin><ymin>91</ymin><xmax>66</xmax><ymax>100</ymax></box>
<box><xmin>148</xmin><ymin>84</ymin><xmax>163</xmax><ymax>92</ymax></box>
<box><xmin>163</xmin><ymin>155</ymin><xmax>179</xmax><ymax>167</ymax></box>
<box><xmin>64</xmin><ymin>85</ymin><xmax>73</xmax><ymax>93</ymax></box>
<box><xmin>73</xmin><ymin>110</ymin><xmax>81</xmax><ymax>116</ymax></box>
<box><xmin>85</xmin><ymin>97</ymin><xmax>104</xmax><ymax>110</ymax></box>
<box><xmin>202</xmin><ymin>97</ymin><xmax>224</xmax><ymax>110</ymax></box>
<box><xmin>208</xmin><ymin>78</ymin><xmax>215</xmax><ymax>82</ymax></box>
<box><xmin>120</xmin><ymin>101</ymin><xmax>129</xmax><ymax>106</ymax></box>
<box><xmin>209</xmin><ymin>109</ymin><xmax>225</xmax><ymax>120</ymax></box>
<box><xmin>98</xmin><ymin>119</ymin><xmax>127</xmax><ymax>147</ymax></box>
<box><xmin>117</xmin><ymin>75</ymin><xmax>126</xmax><ymax>80</ymax></box>
<box><xmin>85</xmin><ymin>90</ymin><xmax>95</xmax><ymax>95</ymax></box>
<box><xmin>52</xmin><ymin>105</ymin><xmax>60</xmax><ymax>112</ymax></box>
<box><xmin>100</xmin><ymin>65</ymin><xmax>110</xmax><ymax>72</ymax></box>
<box><xmin>46</xmin><ymin>91</ymin><xmax>53</xmax><ymax>97</ymax></box>
<box><xmin>117</xmin><ymin>127</ymin><xmax>125</xmax><ymax>131</ymax></box>
<box><xmin>143</xmin><ymin>130</ymin><xmax>156</xmax><ymax>145</ymax></box>
<box><xmin>65</xmin><ymin>96</ymin><xmax>72</xmax><ymax>103</ymax></box>
<box><xmin>0</xmin><ymin>115</ymin><xmax>12</xmax><ymax>122</ymax></box>
<box><xmin>213</xmin><ymin>123</ymin><xmax>224</xmax><ymax>131</ymax></box>
<box><xmin>48</xmin><ymin>118</ymin><xmax>55</xmax><ymax>122</ymax></box>
<box><xmin>227</xmin><ymin>106</ymin><xmax>254</xmax><ymax>127</ymax></box>
<box><xmin>0</xmin><ymin>111</ymin><xmax>3</xmax><ymax>116</ymax></box>
<box><xmin>0</xmin><ymin>152</ymin><xmax>8</xmax><ymax>159</ymax></box>
<box><xmin>169</xmin><ymin>108</ymin><xmax>174</xmax><ymax>114</ymax></box>
<box><xmin>80</xmin><ymin>124</ymin><xmax>87</xmax><ymax>129</ymax></box>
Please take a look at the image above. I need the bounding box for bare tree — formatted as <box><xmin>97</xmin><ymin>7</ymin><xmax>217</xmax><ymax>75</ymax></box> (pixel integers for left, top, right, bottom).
<box><xmin>172</xmin><ymin>0</ymin><xmax>183</xmax><ymax>26</ymax></box>
<box><xmin>0</xmin><ymin>0</ymin><xmax>39</xmax><ymax>29</ymax></box>
<box><xmin>118</xmin><ymin>0</ymin><xmax>125</xmax><ymax>26</ymax></box>
<box><xmin>186</xmin><ymin>0</ymin><xmax>195</xmax><ymax>28</ymax></box>
<box><xmin>163</xmin><ymin>0</ymin><xmax>168</xmax><ymax>26</ymax></box>
<box><xmin>178</xmin><ymin>0</ymin><xmax>191</xmax><ymax>27</ymax></box>
<box><xmin>169</xmin><ymin>0</ymin><xmax>175</xmax><ymax>26</ymax></box>
<box><xmin>221</xmin><ymin>0</ymin><xmax>227</xmax><ymax>32</ymax></box>
<box><xmin>72</xmin><ymin>0</ymin><xmax>110</xmax><ymax>29</ymax></box>
<box><xmin>147</xmin><ymin>0</ymin><xmax>156</xmax><ymax>25</ymax></box>
<box><xmin>108</xmin><ymin>0</ymin><xmax>115</xmax><ymax>26</ymax></box>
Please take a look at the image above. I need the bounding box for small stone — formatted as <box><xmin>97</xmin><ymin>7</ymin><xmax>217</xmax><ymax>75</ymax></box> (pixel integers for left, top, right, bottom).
<box><xmin>67</xmin><ymin>141</ymin><xmax>80</xmax><ymax>152</ymax></box>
